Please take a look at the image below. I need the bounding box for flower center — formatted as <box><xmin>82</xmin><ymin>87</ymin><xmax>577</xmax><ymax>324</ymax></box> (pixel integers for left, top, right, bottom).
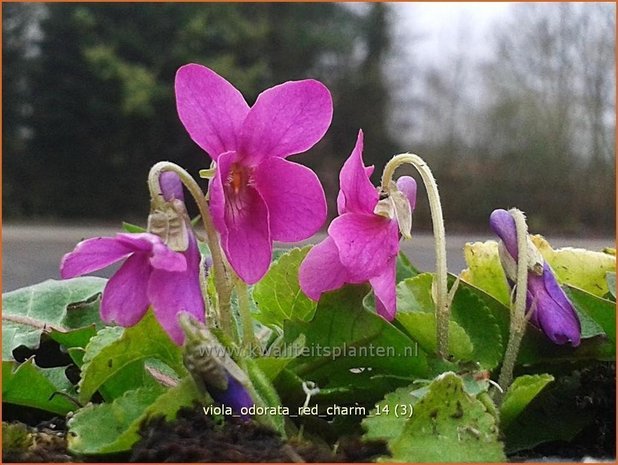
<box><xmin>227</xmin><ymin>163</ymin><xmax>252</xmax><ymax>195</ymax></box>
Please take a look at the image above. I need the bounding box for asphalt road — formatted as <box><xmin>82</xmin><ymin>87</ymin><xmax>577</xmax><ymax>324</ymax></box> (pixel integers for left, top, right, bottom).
<box><xmin>2</xmin><ymin>223</ymin><xmax>614</xmax><ymax>292</ymax></box>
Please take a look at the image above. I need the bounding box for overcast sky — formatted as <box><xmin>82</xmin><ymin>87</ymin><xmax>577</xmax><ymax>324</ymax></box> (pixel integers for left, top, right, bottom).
<box><xmin>392</xmin><ymin>2</ymin><xmax>511</xmax><ymax>64</ymax></box>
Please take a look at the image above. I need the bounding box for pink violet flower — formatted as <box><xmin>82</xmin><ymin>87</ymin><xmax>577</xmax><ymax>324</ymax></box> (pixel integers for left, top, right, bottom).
<box><xmin>60</xmin><ymin>172</ymin><xmax>205</xmax><ymax>345</ymax></box>
<box><xmin>175</xmin><ymin>64</ymin><xmax>332</xmax><ymax>284</ymax></box>
<box><xmin>299</xmin><ymin>130</ymin><xmax>417</xmax><ymax>321</ymax></box>
<box><xmin>490</xmin><ymin>209</ymin><xmax>581</xmax><ymax>346</ymax></box>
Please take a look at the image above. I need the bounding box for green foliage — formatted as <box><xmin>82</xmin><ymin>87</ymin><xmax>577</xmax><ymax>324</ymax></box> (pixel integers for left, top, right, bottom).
<box><xmin>460</xmin><ymin>241</ymin><xmax>511</xmax><ymax>306</ymax></box>
<box><xmin>285</xmin><ymin>285</ymin><xmax>429</xmax><ymax>383</ymax></box>
<box><xmin>2</xmin><ymin>360</ymin><xmax>76</xmax><ymax>415</ymax></box>
<box><xmin>396</xmin><ymin>313</ymin><xmax>473</xmax><ymax>361</ymax></box>
<box><xmin>366</xmin><ymin>373</ymin><xmax>505</xmax><ymax>462</ymax></box>
<box><xmin>503</xmin><ymin>371</ymin><xmax>595</xmax><ymax>453</ymax></box>
<box><xmin>253</xmin><ymin>247</ymin><xmax>316</xmax><ymax>328</ymax></box>
<box><xmin>2</xmin><ymin>277</ymin><xmax>106</xmax><ymax>361</ymax></box>
<box><xmin>606</xmin><ymin>272</ymin><xmax>616</xmax><ymax>299</ymax></box>
<box><xmin>396</xmin><ymin>273</ymin><xmax>504</xmax><ymax>369</ymax></box>
<box><xmin>499</xmin><ymin>374</ymin><xmax>554</xmax><ymax>430</ymax></box>
<box><xmin>78</xmin><ymin>311</ymin><xmax>186</xmax><ymax>403</ymax></box>
<box><xmin>362</xmin><ymin>383</ymin><xmax>428</xmax><ymax>444</ymax></box>
<box><xmin>565</xmin><ymin>286</ymin><xmax>616</xmax><ymax>343</ymax></box>
<box><xmin>68</xmin><ymin>378</ymin><xmax>202</xmax><ymax>455</ymax></box>
<box><xmin>531</xmin><ymin>235</ymin><xmax>616</xmax><ymax>297</ymax></box>
<box><xmin>396</xmin><ymin>273</ymin><xmax>434</xmax><ymax>313</ymax></box>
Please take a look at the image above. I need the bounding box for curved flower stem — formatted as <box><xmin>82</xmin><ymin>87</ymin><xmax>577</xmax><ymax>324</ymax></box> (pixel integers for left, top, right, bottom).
<box><xmin>381</xmin><ymin>153</ymin><xmax>449</xmax><ymax>358</ymax></box>
<box><xmin>148</xmin><ymin>161</ymin><xmax>234</xmax><ymax>338</ymax></box>
<box><xmin>496</xmin><ymin>208</ymin><xmax>529</xmax><ymax>400</ymax></box>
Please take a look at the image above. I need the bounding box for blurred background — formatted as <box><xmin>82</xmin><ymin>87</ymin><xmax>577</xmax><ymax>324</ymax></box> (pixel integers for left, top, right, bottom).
<box><xmin>3</xmin><ymin>2</ymin><xmax>616</xmax><ymax>235</ymax></box>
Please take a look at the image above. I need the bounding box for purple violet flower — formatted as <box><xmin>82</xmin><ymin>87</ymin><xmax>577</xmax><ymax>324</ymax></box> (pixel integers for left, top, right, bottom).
<box><xmin>60</xmin><ymin>173</ymin><xmax>205</xmax><ymax>345</ymax></box>
<box><xmin>175</xmin><ymin>64</ymin><xmax>332</xmax><ymax>284</ymax></box>
<box><xmin>489</xmin><ymin>208</ymin><xmax>581</xmax><ymax>346</ymax></box>
<box><xmin>299</xmin><ymin>130</ymin><xmax>417</xmax><ymax>321</ymax></box>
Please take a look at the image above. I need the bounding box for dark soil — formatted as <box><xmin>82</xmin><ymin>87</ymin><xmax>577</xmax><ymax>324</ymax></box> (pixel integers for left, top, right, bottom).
<box><xmin>2</xmin><ymin>420</ymin><xmax>70</xmax><ymax>463</ymax></box>
<box><xmin>512</xmin><ymin>362</ymin><xmax>616</xmax><ymax>461</ymax></box>
<box><xmin>130</xmin><ymin>406</ymin><xmax>388</xmax><ymax>463</ymax></box>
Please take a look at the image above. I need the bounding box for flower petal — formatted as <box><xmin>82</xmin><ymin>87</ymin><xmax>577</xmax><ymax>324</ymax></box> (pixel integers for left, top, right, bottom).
<box><xmin>208</xmin><ymin>151</ymin><xmax>236</xmax><ymax>238</ymax></box>
<box><xmin>254</xmin><ymin>157</ymin><xmax>326</xmax><ymax>242</ymax></box>
<box><xmin>175</xmin><ymin>64</ymin><xmax>250</xmax><ymax>159</ymax></box>
<box><xmin>299</xmin><ymin>237</ymin><xmax>353</xmax><ymax>300</ymax></box>
<box><xmin>209</xmin><ymin>374</ymin><xmax>254</xmax><ymax>420</ymax></box>
<box><xmin>489</xmin><ymin>209</ymin><xmax>518</xmax><ymax>259</ymax></box>
<box><xmin>100</xmin><ymin>253</ymin><xmax>151</xmax><ymax>327</ymax></box>
<box><xmin>370</xmin><ymin>256</ymin><xmax>397</xmax><ymax>321</ymax></box>
<box><xmin>60</xmin><ymin>236</ymin><xmax>133</xmax><ymax>278</ymax></box>
<box><xmin>396</xmin><ymin>176</ymin><xmax>417</xmax><ymax>211</ymax></box>
<box><xmin>115</xmin><ymin>232</ymin><xmax>158</xmax><ymax>252</ymax></box>
<box><xmin>148</xmin><ymin>235</ymin><xmax>205</xmax><ymax>345</ymax></box>
<box><xmin>329</xmin><ymin>213</ymin><xmax>399</xmax><ymax>279</ymax></box>
<box><xmin>159</xmin><ymin>171</ymin><xmax>185</xmax><ymax>202</ymax></box>
<box><xmin>337</xmin><ymin>131</ymin><xmax>379</xmax><ymax>215</ymax></box>
<box><xmin>239</xmin><ymin>79</ymin><xmax>333</xmax><ymax>163</ymax></box>
<box><xmin>149</xmin><ymin>242</ymin><xmax>187</xmax><ymax>272</ymax></box>
<box><xmin>220</xmin><ymin>175</ymin><xmax>272</xmax><ymax>285</ymax></box>
<box><xmin>528</xmin><ymin>263</ymin><xmax>581</xmax><ymax>346</ymax></box>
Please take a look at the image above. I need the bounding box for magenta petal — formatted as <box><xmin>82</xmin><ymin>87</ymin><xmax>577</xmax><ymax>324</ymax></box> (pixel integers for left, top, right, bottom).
<box><xmin>149</xmin><ymin>242</ymin><xmax>187</xmax><ymax>272</ymax></box>
<box><xmin>115</xmin><ymin>233</ymin><xmax>159</xmax><ymax>252</ymax></box>
<box><xmin>60</xmin><ymin>237</ymin><xmax>133</xmax><ymax>278</ymax></box>
<box><xmin>222</xmin><ymin>183</ymin><xmax>272</xmax><ymax>285</ymax></box>
<box><xmin>100</xmin><ymin>254</ymin><xmax>151</xmax><ymax>327</ymax></box>
<box><xmin>396</xmin><ymin>176</ymin><xmax>417</xmax><ymax>211</ymax></box>
<box><xmin>239</xmin><ymin>80</ymin><xmax>333</xmax><ymax>163</ymax></box>
<box><xmin>254</xmin><ymin>157</ymin><xmax>326</xmax><ymax>242</ymax></box>
<box><xmin>209</xmin><ymin>151</ymin><xmax>236</xmax><ymax>237</ymax></box>
<box><xmin>337</xmin><ymin>131</ymin><xmax>379</xmax><ymax>215</ymax></box>
<box><xmin>370</xmin><ymin>257</ymin><xmax>397</xmax><ymax>321</ymax></box>
<box><xmin>175</xmin><ymin>64</ymin><xmax>250</xmax><ymax>159</ymax></box>
<box><xmin>148</xmin><ymin>235</ymin><xmax>205</xmax><ymax>345</ymax></box>
<box><xmin>299</xmin><ymin>237</ymin><xmax>353</xmax><ymax>300</ymax></box>
<box><xmin>329</xmin><ymin>213</ymin><xmax>399</xmax><ymax>279</ymax></box>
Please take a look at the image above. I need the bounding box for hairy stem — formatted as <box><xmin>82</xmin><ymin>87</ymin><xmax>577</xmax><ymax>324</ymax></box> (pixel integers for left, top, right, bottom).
<box><xmin>381</xmin><ymin>153</ymin><xmax>449</xmax><ymax>358</ymax></box>
<box><xmin>148</xmin><ymin>161</ymin><xmax>234</xmax><ymax>338</ymax></box>
<box><xmin>496</xmin><ymin>208</ymin><xmax>530</xmax><ymax>399</ymax></box>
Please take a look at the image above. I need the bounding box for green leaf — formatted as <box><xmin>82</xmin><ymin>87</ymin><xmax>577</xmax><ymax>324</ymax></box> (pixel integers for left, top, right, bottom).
<box><xmin>606</xmin><ymin>272</ymin><xmax>616</xmax><ymax>299</ymax></box>
<box><xmin>397</xmin><ymin>274</ymin><xmax>504</xmax><ymax>369</ymax></box>
<box><xmin>2</xmin><ymin>359</ymin><xmax>76</xmax><ymax>415</ymax></box>
<box><xmin>499</xmin><ymin>374</ymin><xmax>554</xmax><ymax>430</ymax></box>
<box><xmin>2</xmin><ymin>278</ymin><xmax>106</xmax><ymax>361</ymax></box>
<box><xmin>396</xmin><ymin>313</ymin><xmax>473</xmax><ymax>361</ymax></box>
<box><xmin>122</xmin><ymin>221</ymin><xmax>146</xmax><ymax>233</ymax></box>
<box><xmin>362</xmin><ymin>383</ymin><xmax>428</xmax><ymax>444</ymax></box>
<box><xmin>253</xmin><ymin>247</ymin><xmax>317</xmax><ymax>328</ymax></box>
<box><xmin>284</xmin><ymin>285</ymin><xmax>429</xmax><ymax>382</ymax></box>
<box><xmin>388</xmin><ymin>372</ymin><xmax>505</xmax><ymax>462</ymax></box>
<box><xmin>531</xmin><ymin>235</ymin><xmax>616</xmax><ymax>297</ymax></box>
<box><xmin>396</xmin><ymin>250</ymin><xmax>420</xmax><ymax>281</ymax></box>
<box><xmin>396</xmin><ymin>273</ymin><xmax>434</xmax><ymax>313</ymax></box>
<box><xmin>78</xmin><ymin>311</ymin><xmax>186</xmax><ymax>403</ymax></box>
<box><xmin>518</xmin><ymin>316</ymin><xmax>615</xmax><ymax>365</ymax></box>
<box><xmin>503</xmin><ymin>371</ymin><xmax>594</xmax><ymax>453</ymax></box>
<box><xmin>460</xmin><ymin>241</ymin><xmax>511</xmax><ymax>306</ymax></box>
<box><xmin>450</xmin><ymin>284</ymin><xmax>503</xmax><ymax>370</ymax></box>
<box><xmin>565</xmin><ymin>285</ymin><xmax>616</xmax><ymax>343</ymax></box>
<box><xmin>68</xmin><ymin>378</ymin><xmax>202</xmax><ymax>455</ymax></box>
